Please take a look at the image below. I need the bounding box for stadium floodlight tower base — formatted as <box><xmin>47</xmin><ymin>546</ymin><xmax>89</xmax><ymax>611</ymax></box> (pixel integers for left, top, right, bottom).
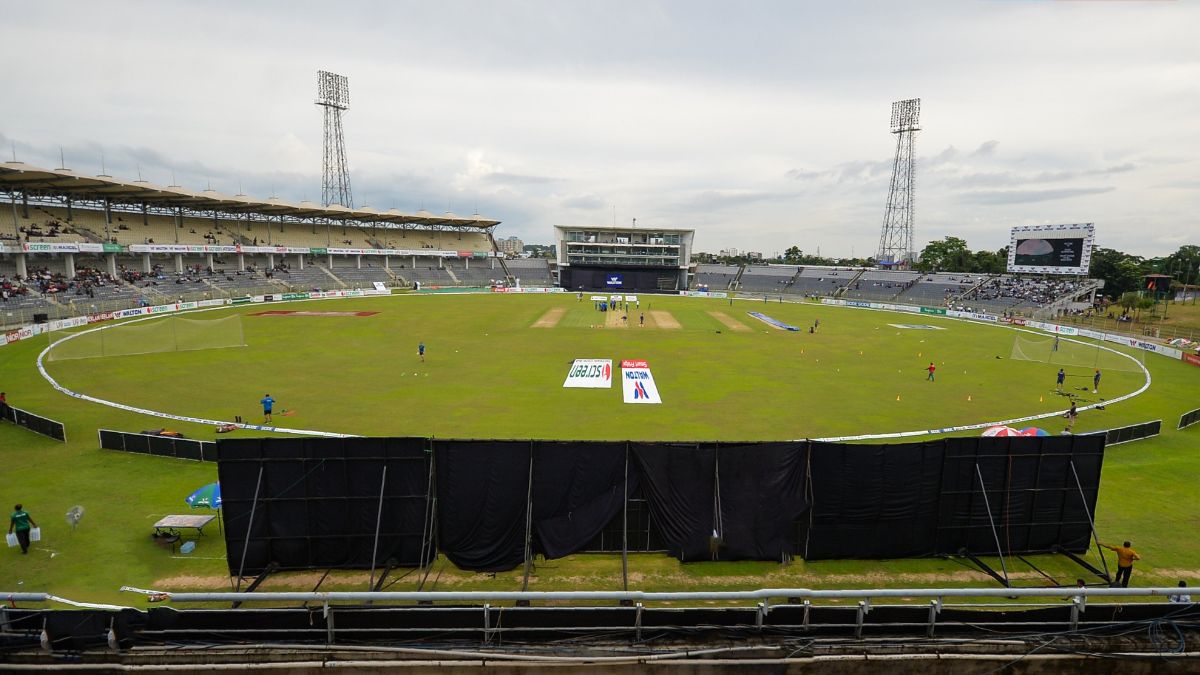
<box><xmin>316</xmin><ymin>70</ymin><xmax>354</xmax><ymax>209</ymax></box>
<box><xmin>876</xmin><ymin>98</ymin><xmax>920</xmax><ymax>268</ymax></box>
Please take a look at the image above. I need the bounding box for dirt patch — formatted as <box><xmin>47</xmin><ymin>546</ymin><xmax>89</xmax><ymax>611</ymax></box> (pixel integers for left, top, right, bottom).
<box><xmin>1153</xmin><ymin>569</ymin><xmax>1200</xmax><ymax>581</ymax></box>
<box><xmin>153</xmin><ymin>574</ymin><xmax>235</xmax><ymax>589</ymax></box>
<box><xmin>605</xmin><ymin>309</ymin><xmax>629</xmax><ymax>329</ymax></box>
<box><xmin>532</xmin><ymin>307</ymin><xmax>566</xmax><ymax>328</ymax></box>
<box><xmin>650</xmin><ymin>310</ymin><xmax>681</xmax><ymax>329</ymax></box>
<box><xmin>708</xmin><ymin>310</ymin><xmax>751</xmax><ymax>332</ymax></box>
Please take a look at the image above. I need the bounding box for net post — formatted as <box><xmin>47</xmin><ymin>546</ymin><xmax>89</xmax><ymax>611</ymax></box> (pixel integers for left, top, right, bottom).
<box><xmin>519</xmin><ymin>442</ymin><xmax>534</xmax><ymax>598</ymax></box>
<box><xmin>621</xmin><ymin>442</ymin><xmax>630</xmax><ymax>595</ymax></box>
<box><xmin>974</xmin><ymin>463</ymin><xmax>1010</xmax><ymax>586</ymax></box>
<box><xmin>1069</xmin><ymin>458</ymin><xmax>1111</xmax><ymax>582</ymax></box>
<box><xmin>235</xmin><ymin>465</ymin><xmax>265</xmax><ymax>592</ymax></box>
<box><xmin>368</xmin><ymin>465</ymin><xmax>387</xmax><ymax>591</ymax></box>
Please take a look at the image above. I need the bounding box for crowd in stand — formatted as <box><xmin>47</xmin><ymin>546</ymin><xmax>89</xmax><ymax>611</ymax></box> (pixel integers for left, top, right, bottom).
<box><xmin>17</xmin><ymin>218</ymin><xmax>73</xmax><ymax>242</ymax></box>
<box><xmin>962</xmin><ymin>276</ymin><xmax>1087</xmax><ymax>306</ymax></box>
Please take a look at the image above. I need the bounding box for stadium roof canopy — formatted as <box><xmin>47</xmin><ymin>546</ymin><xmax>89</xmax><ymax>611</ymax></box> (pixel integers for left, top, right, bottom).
<box><xmin>0</xmin><ymin>161</ymin><xmax>499</xmax><ymax>229</ymax></box>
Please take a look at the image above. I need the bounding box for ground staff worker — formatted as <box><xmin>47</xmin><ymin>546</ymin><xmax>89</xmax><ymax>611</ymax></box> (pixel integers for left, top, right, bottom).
<box><xmin>1102</xmin><ymin>541</ymin><xmax>1140</xmax><ymax>587</ymax></box>
<box><xmin>9</xmin><ymin>504</ymin><xmax>36</xmax><ymax>555</ymax></box>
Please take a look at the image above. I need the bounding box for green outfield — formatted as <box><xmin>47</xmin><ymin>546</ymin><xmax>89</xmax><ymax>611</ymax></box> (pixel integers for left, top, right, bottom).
<box><xmin>1</xmin><ymin>292</ymin><xmax>1197</xmax><ymax>605</ymax></box>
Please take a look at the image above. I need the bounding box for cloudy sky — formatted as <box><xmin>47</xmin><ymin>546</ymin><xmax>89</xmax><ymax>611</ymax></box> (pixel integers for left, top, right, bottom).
<box><xmin>2</xmin><ymin>1</ymin><xmax>1196</xmax><ymax>257</ymax></box>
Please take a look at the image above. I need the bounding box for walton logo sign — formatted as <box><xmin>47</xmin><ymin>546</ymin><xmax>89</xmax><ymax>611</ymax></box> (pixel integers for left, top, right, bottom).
<box><xmin>621</xmin><ymin>360</ymin><xmax>662</xmax><ymax>404</ymax></box>
<box><xmin>563</xmin><ymin>359</ymin><xmax>613</xmax><ymax>389</ymax></box>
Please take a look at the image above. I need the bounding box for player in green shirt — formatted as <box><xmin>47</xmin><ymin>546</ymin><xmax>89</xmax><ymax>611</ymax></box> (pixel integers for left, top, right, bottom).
<box><xmin>9</xmin><ymin>504</ymin><xmax>37</xmax><ymax>554</ymax></box>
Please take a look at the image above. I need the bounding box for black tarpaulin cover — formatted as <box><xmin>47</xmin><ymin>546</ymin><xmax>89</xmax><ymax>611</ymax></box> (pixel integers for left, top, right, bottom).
<box><xmin>801</xmin><ymin>440</ymin><xmax>944</xmax><ymax>560</ymax></box>
<box><xmin>531</xmin><ymin>441</ymin><xmax>631</xmax><ymax>560</ymax></box>
<box><xmin>435</xmin><ymin>440</ymin><xmax>532</xmax><ymax>572</ymax></box>
<box><xmin>715</xmin><ymin>442</ymin><xmax>810</xmax><ymax>561</ymax></box>
<box><xmin>633</xmin><ymin>442</ymin><xmax>810</xmax><ymax>562</ymax></box>
<box><xmin>633</xmin><ymin>443</ymin><xmax>715</xmax><ymax>561</ymax></box>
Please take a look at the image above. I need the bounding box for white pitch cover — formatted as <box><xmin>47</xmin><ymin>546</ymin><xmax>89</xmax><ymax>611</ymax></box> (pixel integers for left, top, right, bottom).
<box><xmin>563</xmin><ymin>359</ymin><xmax>614</xmax><ymax>388</ymax></box>
<box><xmin>621</xmin><ymin>360</ymin><xmax>662</xmax><ymax>404</ymax></box>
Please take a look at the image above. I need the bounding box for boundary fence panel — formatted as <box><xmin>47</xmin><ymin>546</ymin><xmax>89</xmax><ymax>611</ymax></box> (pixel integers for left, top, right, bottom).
<box><xmin>1179</xmin><ymin>408</ymin><xmax>1200</xmax><ymax>431</ymax></box>
<box><xmin>98</xmin><ymin>429</ymin><xmax>216</xmax><ymax>462</ymax></box>
<box><xmin>3</xmin><ymin>405</ymin><xmax>66</xmax><ymax>441</ymax></box>
<box><xmin>1103</xmin><ymin>420</ymin><xmax>1161</xmax><ymax>446</ymax></box>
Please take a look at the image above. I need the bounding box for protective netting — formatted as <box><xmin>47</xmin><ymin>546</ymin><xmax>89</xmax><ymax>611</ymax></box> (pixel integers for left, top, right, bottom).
<box><xmin>47</xmin><ymin>315</ymin><xmax>246</xmax><ymax>361</ymax></box>
<box><xmin>1009</xmin><ymin>333</ymin><xmax>1144</xmax><ymax>373</ymax></box>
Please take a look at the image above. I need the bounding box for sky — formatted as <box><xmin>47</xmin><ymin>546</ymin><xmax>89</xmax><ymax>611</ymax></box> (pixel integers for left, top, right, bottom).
<box><xmin>1</xmin><ymin>1</ymin><xmax>1197</xmax><ymax>258</ymax></box>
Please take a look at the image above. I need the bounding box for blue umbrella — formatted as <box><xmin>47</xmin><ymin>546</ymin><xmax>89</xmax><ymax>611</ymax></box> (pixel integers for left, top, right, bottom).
<box><xmin>185</xmin><ymin>482</ymin><xmax>222</xmax><ymax>509</ymax></box>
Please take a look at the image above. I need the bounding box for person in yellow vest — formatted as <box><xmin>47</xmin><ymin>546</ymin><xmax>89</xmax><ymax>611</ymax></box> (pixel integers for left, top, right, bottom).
<box><xmin>1102</xmin><ymin>541</ymin><xmax>1140</xmax><ymax>587</ymax></box>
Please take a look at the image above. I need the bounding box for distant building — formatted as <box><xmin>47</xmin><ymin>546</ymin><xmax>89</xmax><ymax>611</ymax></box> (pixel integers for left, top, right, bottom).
<box><xmin>719</xmin><ymin>247</ymin><xmax>739</xmax><ymax>258</ymax></box>
<box><xmin>497</xmin><ymin>235</ymin><xmax>524</xmax><ymax>256</ymax></box>
<box><xmin>747</xmin><ymin>251</ymin><xmax>764</xmax><ymax>261</ymax></box>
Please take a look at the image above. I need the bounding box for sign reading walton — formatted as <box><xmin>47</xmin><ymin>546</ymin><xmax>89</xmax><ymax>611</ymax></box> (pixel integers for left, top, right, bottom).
<box><xmin>563</xmin><ymin>359</ymin><xmax>613</xmax><ymax>389</ymax></box>
<box><xmin>621</xmin><ymin>360</ymin><xmax>662</xmax><ymax>404</ymax></box>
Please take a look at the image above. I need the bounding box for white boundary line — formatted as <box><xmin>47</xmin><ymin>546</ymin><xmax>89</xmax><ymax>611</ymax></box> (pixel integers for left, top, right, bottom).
<box><xmin>32</xmin><ymin>292</ymin><xmax>1152</xmax><ymax>442</ymax></box>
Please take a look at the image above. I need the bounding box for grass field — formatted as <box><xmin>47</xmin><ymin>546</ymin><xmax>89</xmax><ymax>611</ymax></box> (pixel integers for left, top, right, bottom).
<box><xmin>1</xmin><ymin>292</ymin><xmax>1197</xmax><ymax>605</ymax></box>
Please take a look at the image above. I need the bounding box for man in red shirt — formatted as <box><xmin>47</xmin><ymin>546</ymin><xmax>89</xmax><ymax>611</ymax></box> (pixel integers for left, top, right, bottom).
<box><xmin>926</xmin><ymin>362</ymin><xmax>936</xmax><ymax>381</ymax></box>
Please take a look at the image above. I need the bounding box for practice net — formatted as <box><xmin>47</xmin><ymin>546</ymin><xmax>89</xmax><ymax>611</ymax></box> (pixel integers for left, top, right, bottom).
<box><xmin>1009</xmin><ymin>333</ymin><xmax>1144</xmax><ymax>373</ymax></box>
<box><xmin>47</xmin><ymin>315</ymin><xmax>246</xmax><ymax>361</ymax></box>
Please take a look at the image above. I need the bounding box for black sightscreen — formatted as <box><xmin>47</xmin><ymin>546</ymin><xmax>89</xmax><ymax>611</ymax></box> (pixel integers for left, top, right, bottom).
<box><xmin>800</xmin><ymin>435</ymin><xmax>1106</xmax><ymax>560</ymax></box>
<box><xmin>219</xmin><ymin>437</ymin><xmax>435</xmax><ymax>575</ymax></box>
<box><xmin>218</xmin><ymin>435</ymin><xmax>1105</xmax><ymax>574</ymax></box>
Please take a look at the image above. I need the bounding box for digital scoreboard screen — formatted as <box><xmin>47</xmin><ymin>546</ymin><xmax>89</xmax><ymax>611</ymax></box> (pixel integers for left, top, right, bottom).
<box><xmin>1007</xmin><ymin>224</ymin><xmax>1094</xmax><ymax>275</ymax></box>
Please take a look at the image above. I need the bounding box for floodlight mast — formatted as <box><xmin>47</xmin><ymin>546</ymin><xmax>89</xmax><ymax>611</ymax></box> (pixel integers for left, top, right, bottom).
<box><xmin>316</xmin><ymin>70</ymin><xmax>353</xmax><ymax>208</ymax></box>
<box><xmin>876</xmin><ymin>98</ymin><xmax>920</xmax><ymax>268</ymax></box>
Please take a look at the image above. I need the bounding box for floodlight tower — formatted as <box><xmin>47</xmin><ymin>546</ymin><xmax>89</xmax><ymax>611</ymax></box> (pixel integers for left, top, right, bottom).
<box><xmin>876</xmin><ymin>98</ymin><xmax>920</xmax><ymax>267</ymax></box>
<box><xmin>316</xmin><ymin>70</ymin><xmax>353</xmax><ymax>208</ymax></box>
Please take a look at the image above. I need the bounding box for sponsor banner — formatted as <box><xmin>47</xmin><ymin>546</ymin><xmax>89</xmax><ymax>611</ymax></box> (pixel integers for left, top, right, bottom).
<box><xmin>946</xmin><ymin>310</ymin><xmax>999</xmax><ymax>323</ymax></box>
<box><xmin>24</xmin><ymin>242</ymin><xmax>81</xmax><ymax>253</ymax></box>
<box><xmin>889</xmin><ymin>324</ymin><xmax>946</xmax><ymax>330</ymax></box>
<box><xmin>87</xmin><ymin>311</ymin><xmax>116</xmax><ymax>324</ymax></box>
<box><xmin>1078</xmin><ymin>328</ymin><xmax>1107</xmax><ymax>340</ymax></box>
<box><xmin>563</xmin><ymin>359</ymin><xmax>614</xmax><ymax>389</ymax></box>
<box><xmin>457</xmin><ymin>250</ymin><xmax>473</xmax><ymax>258</ymax></box>
<box><xmin>197</xmin><ymin>299</ymin><xmax>227</xmax><ymax>308</ymax></box>
<box><xmin>310</xmin><ymin>247</ymin><xmax>328</xmax><ymax>255</ymax></box>
<box><xmin>621</xmin><ymin>360</ymin><xmax>662</xmax><ymax>404</ymax></box>
<box><xmin>846</xmin><ymin>300</ymin><xmax>872</xmax><ymax>308</ymax></box>
<box><xmin>102</xmin><ymin>242</ymin><xmax>124</xmax><ymax>253</ymax></box>
<box><xmin>495</xmin><ymin>286</ymin><xmax>563</xmax><ymax>294</ymax></box>
<box><xmin>129</xmin><ymin>244</ymin><xmax>240</xmax><ymax>254</ymax></box>
<box><xmin>590</xmin><ymin>295</ymin><xmax>608</xmax><ymax>301</ymax></box>
<box><xmin>47</xmin><ymin>317</ymin><xmax>86</xmax><ymax>332</ymax></box>
<box><xmin>231</xmin><ymin>296</ymin><xmax>253</xmax><ymax>305</ymax></box>
<box><xmin>624</xmin><ymin>295</ymin><xmax>638</xmax><ymax>302</ymax></box>
<box><xmin>606</xmin><ymin>274</ymin><xmax>623</xmax><ymax>288</ymax></box>
<box><xmin>1097</xmin><ymin>332</ymin><xmax>1183</xmax><ymax>359</ymax></box>
<box><xmin>919</xmin><ymin>306</ymin><xmax>947</xmax><ymax>316</ymax></box>
<box><xmin>282</xmin><ymin>293</ymin><xmax>310</xmax><ymax>301</ymax></box>
<box><xmin>372</xmin><ymin>281</ymin><xmax>388</xmax><ymax>292</ymax></box>
<box><xmin>1183</xmin><ymin>353</ymin><xmax>1200</xmax><ymax>368</ymax></box>
<box><xmin>820</xmin><ymin>298</ymin><xmax>846</xmax><ymax>307</ymax></box>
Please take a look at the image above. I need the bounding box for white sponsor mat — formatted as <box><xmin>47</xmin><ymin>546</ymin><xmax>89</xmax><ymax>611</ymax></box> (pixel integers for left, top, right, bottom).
<box><xmin>563</xmin><ymin>359</ymin><xmax>614</xmax><ymax>388</ymax></box>
<box><xmin>621</xmin><ymin>359</ymin><xmax>662</xmax><ymax>404</ymax></box>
